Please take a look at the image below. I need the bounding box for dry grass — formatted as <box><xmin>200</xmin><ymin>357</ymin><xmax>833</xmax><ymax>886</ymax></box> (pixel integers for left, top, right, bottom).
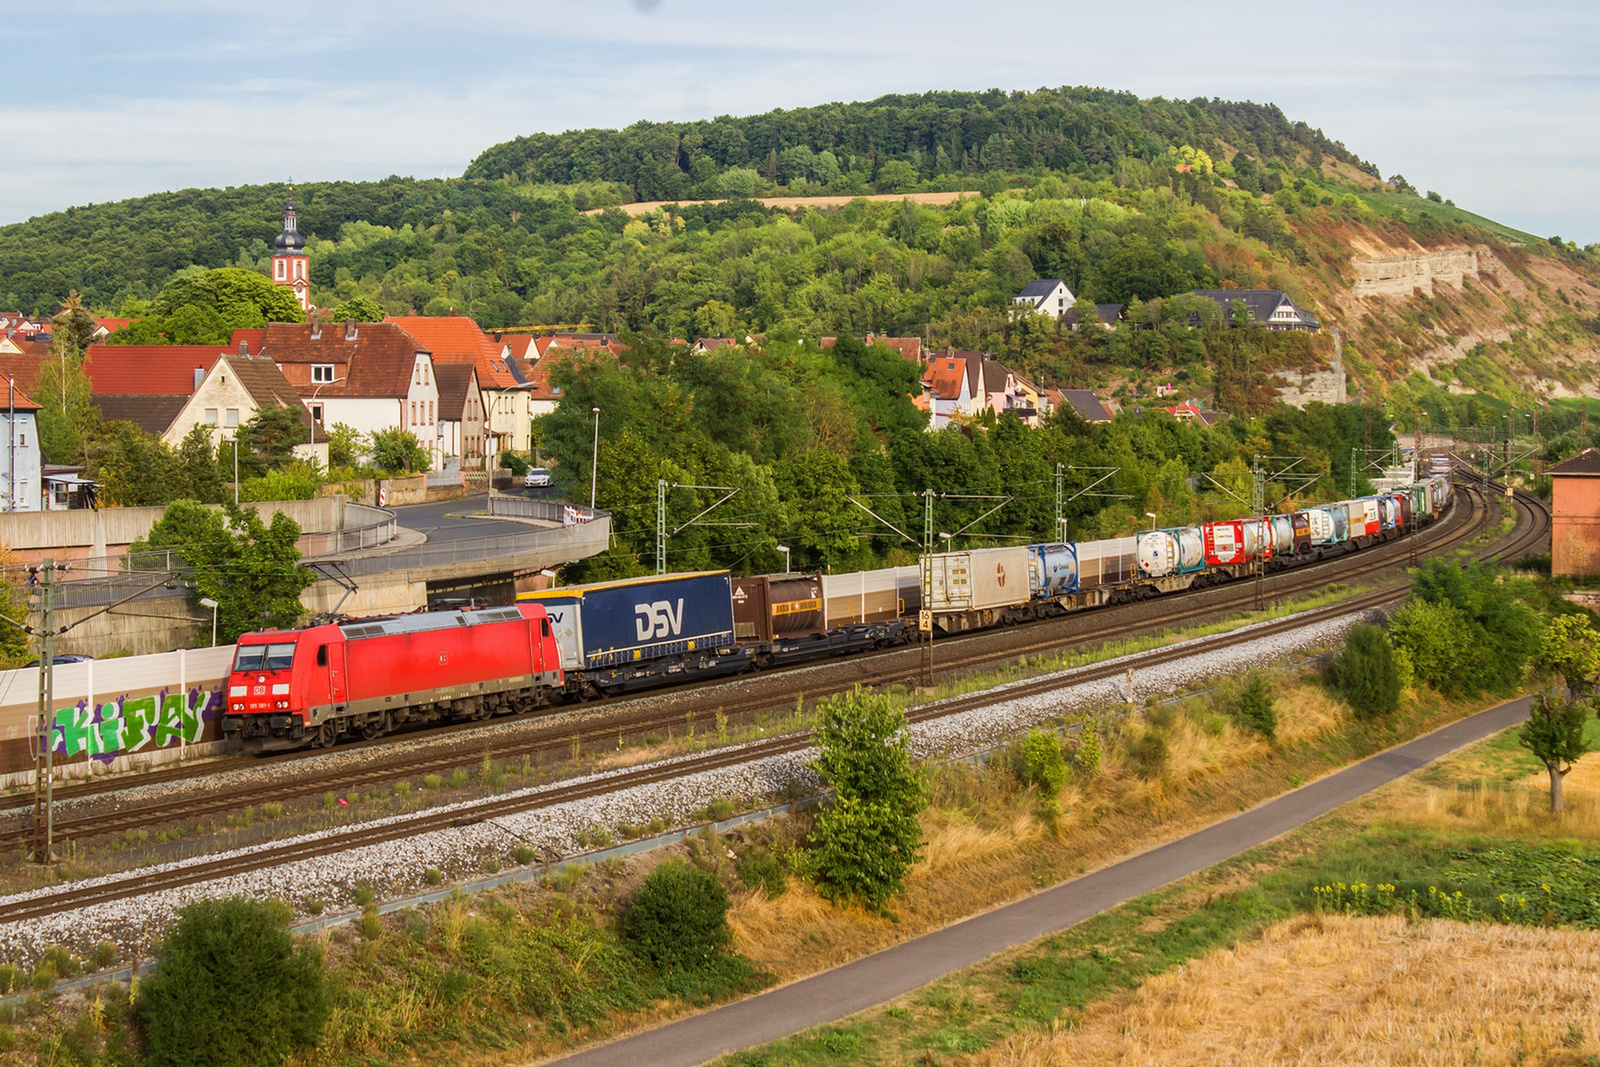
<box><xmin>727</xmin><ymin>679</ymin><xmax>1491</xmax><ymax>982</ymax></box>
<box><xmin>978</xmin><ymin>914</ymin><xmax>1600</xmax><ymax>1066</ymax></box>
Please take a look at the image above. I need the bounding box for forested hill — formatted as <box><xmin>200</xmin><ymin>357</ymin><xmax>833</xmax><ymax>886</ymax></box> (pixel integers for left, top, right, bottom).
<box><xmin>464</xmin><ymin>88</ymin><xmax>1379</xmax><ymax>198</ymax></box>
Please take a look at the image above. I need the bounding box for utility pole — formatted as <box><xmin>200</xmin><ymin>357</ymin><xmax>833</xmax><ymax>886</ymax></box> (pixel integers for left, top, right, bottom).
<box><xmin>656</xmin><ymin>478</ymin><xmax>667</xmax><ymax>575</ymax></box>
<box><xmin>1053</xmin><ymin>463</ymin><xmax>1065</xmax><ymax>542</ymax></box>
<box><xmin>30</xmin><ymin>559</ymin><xmax>56</xmax><ymax>864</ymax></box>
<box><xmin>1251</xmin><ymin>458</ymin><xmax>1267</xmax><ymax>611</ymax></box>
<box><xmin>920</xmin><ymin>488</ymin><xmax>934</xmax><ymax>687</ymax></box>
<box><xmin>1582</xmin><ymin>405</ymin><xmax>1589</xmax><ymax>452</ymax></box>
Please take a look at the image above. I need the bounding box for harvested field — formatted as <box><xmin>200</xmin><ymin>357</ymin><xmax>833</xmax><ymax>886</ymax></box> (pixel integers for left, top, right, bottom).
<box><xmin>982</xmin><ymin>914</ymin><xmax>1600</xmax><ymax>1066</ymax></box>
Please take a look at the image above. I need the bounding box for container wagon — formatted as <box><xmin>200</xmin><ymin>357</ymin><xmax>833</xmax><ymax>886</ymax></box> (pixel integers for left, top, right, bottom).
<box><xmin>223</xmin><ymin>603</ymin><xmax>563</xmax><ymax>751</ymax></box>
<box><xmin>519</xmin><ymin>571</ymin><xmax>752</xmax><ymax>696</ymax></box>
<box><xmin>733</xmin><ymin>573</ymin><xmax>904</xmax><ymax>665</ymax></box>
<box><xmin>929</xmin><ymin>546</ymin><xmax>1032</xmax><ymax>631</ymax></box>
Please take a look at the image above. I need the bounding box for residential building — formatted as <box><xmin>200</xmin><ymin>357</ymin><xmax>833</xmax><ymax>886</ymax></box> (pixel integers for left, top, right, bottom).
<box><xmin>83</xmin><ymin>344</ymin><xmax>226</xmax><ymax>439</ymax></box>
<box><xmin>271</xmin><ymin>199</ymin><xmax>312</xmax><ymax>314</ymax></box>
<box><xmin>920</xmin><ymin>349</ymin><xmax>1040</xmax><ymax>429</ymax></box>
<box><xmin>0</xmin><ymin>385</ymin><xmax>41</xmax><ymax>511</ymax></box>
<box><xmin>1012</xmin><ymin>279</ymin><xmax>1075</xmax><ymax>318</ymax></box>
<box><xmin>1062</xmin><ymin>303</ymin><xmax>1126</xmax><ymax>329</ymax></box>
<box><xmin>1050</xmin><ymin>389</ymin><xmax>1115</xmax><ymax>423</ymax></box>
<box><xmin>165</xmin><ymin>348</ymin><xmax>326</xmax><ymax>465</ymax></box>
<box><xmin>0</xmin><ymin>337</ymin><xmax>47</xmax><ymax>358</ymax></box>
<box><xmin>434</xmin><ymin>363</ymin><xmax>485</xmax><ymax>470</ymax></box>
<box><xmin>92</xmin><ymin>318</ymin><xmax>134</xmax><ymax>339</ymax></box>
<box><xmin>819</xmin><ymin>334</ymin><xmax>925</xmax><ymax>363</ymax></box>
<box><xmin>259</xmin><ymin>320</ymin><xmax>441</xmax><ymax>468</ymax></box>
<box><xmin>1189</xmin><ymin>289</ymin><xmax>1320</xmax><ymax>331</ymax></box>
<box><xmin>1165</xmin><ymin>402</ymin><xmax>1227</xmax><ymax>427</ymax></box>
<box><xmin>386</xmin><ymin>315</ymin><xmax>533</xmax><ymax>460</ymax></box>
<box><xmin>1550</xmin><ymin>448</ymin><xmax>1600</xmax><ymax>577</ymax></box>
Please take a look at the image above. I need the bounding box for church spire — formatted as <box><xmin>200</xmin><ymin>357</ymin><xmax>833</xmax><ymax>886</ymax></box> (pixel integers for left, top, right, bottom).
<box><xmin>270</xmin><ymin>188</ymin><xmax>311</xmax><ymax>313</ymax></box>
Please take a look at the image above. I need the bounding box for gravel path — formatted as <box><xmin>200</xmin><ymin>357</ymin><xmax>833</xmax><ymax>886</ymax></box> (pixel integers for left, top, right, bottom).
<box><xmin>0</xmin><ymin>605</ymin><xmax>1374</xmax><ymax>966</ymax></box>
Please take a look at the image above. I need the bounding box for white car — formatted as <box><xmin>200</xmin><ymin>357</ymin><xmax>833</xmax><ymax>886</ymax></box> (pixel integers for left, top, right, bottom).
<box><xmin>523</xmin><ymin>468</ymin><xmax>553</xmax><ymax>488</ymax></box>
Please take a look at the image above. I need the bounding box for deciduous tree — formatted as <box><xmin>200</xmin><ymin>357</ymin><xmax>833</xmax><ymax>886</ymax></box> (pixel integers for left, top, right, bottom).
<box><xmin>1519</xmin><ymin>691</ymin><xmax>1591</xmax><ymax>814</ymax></box>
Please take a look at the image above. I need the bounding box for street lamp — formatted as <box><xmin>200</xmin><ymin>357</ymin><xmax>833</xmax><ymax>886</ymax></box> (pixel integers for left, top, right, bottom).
<box><xmin>199</xmin><ymin>597</ymin><xmax>219</xmax><ymax>647</ymax></box>
<box><xmin>1145</xmin><ymin>511</ymin><xmax>1158</xmax><ymax>530</ymax></box>
<box><xmin>775</xmin><ymin>545</ymin><xmax>790</xmax><ymax>574</ymax></box>
<box><xmin>589</xmin><ymin>406</ymin><xmax>601</xmax><ymax>510</ymax></box>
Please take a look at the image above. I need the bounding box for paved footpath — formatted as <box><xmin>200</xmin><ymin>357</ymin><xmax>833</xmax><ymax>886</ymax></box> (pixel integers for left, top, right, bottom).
<box><xmin>550</xmin><ymin>697</ymin><xmax>1532</xmax><ymax>1067</ymax></box>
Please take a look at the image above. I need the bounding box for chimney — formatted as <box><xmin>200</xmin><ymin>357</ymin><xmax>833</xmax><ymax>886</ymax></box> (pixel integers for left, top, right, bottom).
<box><xmin>238</xmin><ymin>341</ymin><xmax>248</xmax><ymax>356</ymax></box>
<box><xmin>345</xmin><ymin>319</ymin><xmax>358</xmax><ymax>341</ymax></box>
<box><xmin>194</xmin><ymin>367</ymin><xmax>205</xmax><ymax>391</ymax></box>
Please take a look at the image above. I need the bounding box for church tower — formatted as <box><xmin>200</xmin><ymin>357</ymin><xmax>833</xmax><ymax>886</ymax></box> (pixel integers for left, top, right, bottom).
<box><xmin>270</xmin><ymin>198</ymin><xmax>311</xmax><ymax>313</ymax></box>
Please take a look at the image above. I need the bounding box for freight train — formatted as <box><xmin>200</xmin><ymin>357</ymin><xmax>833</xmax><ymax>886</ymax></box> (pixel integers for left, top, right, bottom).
<box><xmin>222</xmin><ymin>475</ymin><xmax>1452</xmax><ymax>751</ymax></box>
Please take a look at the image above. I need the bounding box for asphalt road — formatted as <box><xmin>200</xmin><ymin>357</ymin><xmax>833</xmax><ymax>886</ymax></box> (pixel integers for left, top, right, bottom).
<box><xmin>389</xmin><ymin>488</ymin><xmax>557</xmax><ymax>543</ymax></box>
<box><xmin>550</xmin><ymin>696</ymin><xmax>1534</xmax><ymax>1067</ymax></box>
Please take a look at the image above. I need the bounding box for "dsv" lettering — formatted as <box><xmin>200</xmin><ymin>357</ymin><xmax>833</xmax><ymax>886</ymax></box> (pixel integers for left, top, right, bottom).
<box><xmin>634</xmin><ymin>599</ymin><xmax>685</xmax><ymax>641</ymax></box>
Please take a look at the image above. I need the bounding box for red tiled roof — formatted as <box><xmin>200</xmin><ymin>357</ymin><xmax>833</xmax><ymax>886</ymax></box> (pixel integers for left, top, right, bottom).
<box><xmin>230</xmin><ymin>328</ymin><xmax>266</xmax><ymax>355</ymax></box>
<box><xmin>927</xmin><ymin>365</ymin><xmax>967</xmax><ymax>400</ymax></box>
<box><xmin>82</xmin><ymin>344</ymin><xmax>224</xmax><ymax>396</ymax></box>
<box><xmin>0</xmin><ymin>354</ymin><xmax>42</xmax><ymax>396</ymax></box>
<box><xmin>384</xmin><ymin>315</ymin><xmax>521</xmax><ymax>390</ymax></box>
<box><xmin>95</xmin><ymin>318</ymin><xmax>134</xmax><ymax>334</ymax></box>
<box><xmin>258</xmin><ymin>321</ymin><xmax>423</xmax><ymax>400</ymax></box>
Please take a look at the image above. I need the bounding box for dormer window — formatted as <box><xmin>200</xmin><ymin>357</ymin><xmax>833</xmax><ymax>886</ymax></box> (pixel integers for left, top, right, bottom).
<box><xmin>312</xmin><ymin>365</ymin><xmax>336</xmax><ymax>383</ymax></box>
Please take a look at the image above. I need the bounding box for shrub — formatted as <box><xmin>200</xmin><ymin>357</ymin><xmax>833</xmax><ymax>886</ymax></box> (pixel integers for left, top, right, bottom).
<box><xmin>623</xmin><ymin>860</ymin><xmax>731</xmax><ymax>970</ymax></box>
<box><xmin>424</xmin><ymin>868</ymin><xmax>444</xmax><ymax>885</ymax></box>
<box><xmin>1230</xmin><ymin>675</ymin><xmax>1279</xmax><ymax>738</ymax></box>
<box><xmin>802</xmin><ymin>688</ymin><xmax>927</xmax><ymax>910</ymax></box>
<box><xmin>737</xmin><ymin>849</ymin><xmax>788</xmax><ymax>898</ymax></box>
<box><xmin>1126</xmin><ymin>730</ymin><xmax>1169</xmax><ymax>779</ymax></box>
<box><xmin>1335</xmin><ymin>623</ymin><xmax>1402</xmax><ymax>719</ymax></box>
<box><xmin>1073</xmin><ymin>729</ymin><xmax>1102</xmax><ymax>778</ymax></box>
<box><xmin>423</xmin><ymin>774</ymin><xmax>442</xmax><ymax>790</ymax></box>
<box><xmin>1014</xmin><ymin>729</ymin><xmax>1069</xmax><ymax>799</ymax></box>
<box><xmin>136</xmin><ymin>897</ymin><xmax>329</xmax><ymax>1067</ymax></box>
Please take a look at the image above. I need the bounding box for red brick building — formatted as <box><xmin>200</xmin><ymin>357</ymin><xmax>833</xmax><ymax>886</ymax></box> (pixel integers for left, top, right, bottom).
<box><xmin>1550</xmin><ymin>448</ymin><xmax>1600</xmax><ymax>576</ymax></box>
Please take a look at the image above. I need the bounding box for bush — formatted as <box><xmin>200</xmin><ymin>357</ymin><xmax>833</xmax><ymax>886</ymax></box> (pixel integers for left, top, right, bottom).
<box><xmin>1014</xmin><ymin>729</ymin><xmax>1069</xmax><ymax>799</ymax></box>
<box><xmin>1230</xmin><ymin>675</ymin><xmax>1278</xmax><ymax>738</ymax></box>
<box><xmin>802</xmin><ymin>688</ymin><xmax>927</xmax><ymax>910</ymax></box>
<box><xmin>136</xmin><ymin>897</ymin><xmax>329</xmax><ymax>1067</ymax></box>
<box><xmin>1073</xmin><ymin>729</ymin><xmax>1102</xmax><ymax>778</ymax></box>
<box><xmin>1335</xmin><ymin>623</ymin><xmax>1402</xmax><ymax>719</ymax></box>
<box><xmin>1126</xmin><ymin>730</ymin><xmax>1169</xmax><ymax>779</ymax></box>
<box><xmin>623</xmin><ymin>860</ymin><xmax>731</xmax><ymax>970</ymax></box>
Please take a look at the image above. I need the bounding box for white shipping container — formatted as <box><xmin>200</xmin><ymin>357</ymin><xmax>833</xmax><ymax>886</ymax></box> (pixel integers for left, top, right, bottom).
<box><xmin>929</xmin><ymin>546</ymin><xmax>1031</xmax><ymax>612</ymax></box>
<box><xmin>1076</xmin><ymin>537</ymin><xmax>1138</xmax><ymax>589</ymax></box>
<box><xmin>821</xmin><ymin>567</ymin><xmax>905</xmax><ymax>627</ymax></box>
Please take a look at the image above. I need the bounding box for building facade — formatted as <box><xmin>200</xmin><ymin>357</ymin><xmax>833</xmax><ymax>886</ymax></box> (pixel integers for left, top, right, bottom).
<box><xmin>1551</xmin><ymin>449</ymin><xmax>1600</xmax><ymax>577</ymax></box>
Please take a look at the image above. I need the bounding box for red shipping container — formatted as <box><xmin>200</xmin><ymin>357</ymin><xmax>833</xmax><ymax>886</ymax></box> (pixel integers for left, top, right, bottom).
<box><xmin>1203</xmin><ymin>520</ymin><xmax>1249</xmax><ymax>566</ymax></box>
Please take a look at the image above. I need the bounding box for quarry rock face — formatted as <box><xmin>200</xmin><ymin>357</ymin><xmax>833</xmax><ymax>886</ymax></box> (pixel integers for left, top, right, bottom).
<box><xmin>1351</xmin><ymin>245</ymin><xmax>1523</xmax><ymax>300</ymax></box>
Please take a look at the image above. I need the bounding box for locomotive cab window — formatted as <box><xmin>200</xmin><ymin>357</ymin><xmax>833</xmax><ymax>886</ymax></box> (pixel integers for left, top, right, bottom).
<box><xmin>316</xmin><ymin>645</ymin><xmax>328</xmax><ymax>666</ymax></box>
<box><xmin>233</xmin><ymin>643</ymin><xmax>297</xmax><ymax>672</ymax></box>
<box><xmin>540</xmin><ymin>619</ymin><xmax>550</xmax><ymax>637</ymax></box>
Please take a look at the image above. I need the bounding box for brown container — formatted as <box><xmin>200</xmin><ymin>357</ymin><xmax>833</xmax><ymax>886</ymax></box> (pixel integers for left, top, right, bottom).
<box><xmin>767</xmin><ymin>576</ymin><xmax>824</xmax><ymax>637</ymax></box>
<box><xmin>730</xmin><ymin>576</ymin><xmax>771</xmax><ymax>643</ymax></box>
<box><xmin>823</xmin><ymin>567</ymin><xmax>915</xmax><ymax>627</ymax></box>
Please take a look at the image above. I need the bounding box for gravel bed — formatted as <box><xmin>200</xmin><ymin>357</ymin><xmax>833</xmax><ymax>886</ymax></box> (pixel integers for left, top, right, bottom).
<box><xmin>0</xmin><ymin>605</ymin><xmax>1375</xmax><ymax>966</ymax></box>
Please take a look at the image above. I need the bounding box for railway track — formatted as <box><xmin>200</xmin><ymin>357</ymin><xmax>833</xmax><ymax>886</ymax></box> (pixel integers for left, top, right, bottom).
<box><xmin>0</xmin><ymin>481</ymin><xmax>1531</xmax><ymax>856</ymax></box>
<box><xmin>0</xmin><ymin>480</ymin><xmax>1545</xmax><ymax>924</ymax></box>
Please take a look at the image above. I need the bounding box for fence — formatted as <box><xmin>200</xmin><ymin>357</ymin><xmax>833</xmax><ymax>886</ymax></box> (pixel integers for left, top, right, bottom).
<box><xmin>487</xmin><ymin>495</ymin><xmax>599</xmax><ymax>525</ymax></box>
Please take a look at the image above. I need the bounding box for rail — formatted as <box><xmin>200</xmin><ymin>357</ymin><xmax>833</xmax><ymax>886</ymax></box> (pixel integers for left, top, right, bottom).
<box><xmin>487</xmin><ymin>493</ymin><xmax>601</xmax><ymax>524</ymax></box>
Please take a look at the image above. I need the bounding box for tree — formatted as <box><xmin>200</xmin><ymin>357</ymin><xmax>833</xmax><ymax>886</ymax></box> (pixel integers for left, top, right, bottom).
<box><xmin>325</xmin><ymin>422</ymin><xmax>366</xmax><ymax>470</ymax></box>
<box><xmin>1519</xmin><ymin>691</ymin><xmax>1591</xmax><ymax>814</ymax></box>
<box><xmin>1334</xmin><ymin>623</ymin><xmax>1402</xmax><ymax>719</ymax></box>
<box><xmin>804</xmin><ymin>687</ymin><xmax>927</xmax><ymax>911</ymax></box>
<box><xmin>134</xmin><ymin>500</ymin><xmax>312</xmax><ymax>642</ymax></box>
<box><xmin>328</xmin><ymin>295</ymin><xmax>385</xmax><ymax>322</ymax></box>
<box><xmin>34</xmin><ymin>345</ymin><xmax>98</xmax><ymax>465</ymax></box>
<box><xmin>107</xmin><ymin>267</ymin><xmax>305</xmax><ymax>346</ymax></box>
<box><xmin>370</xmin><ymin>428</ymin><xmax>429</xmax><ymax>473</ymax></box>
<box><xmin>176</xmin><ymin>423</ymin><xmax>225</xmax><ymax>504</ymax></box>
<box><xmin>235</xmin><ymin>403</ymin><xmax>309</xmax><ymax>476</ymax></box>
<box><xmin>1536</xmin><ymin>614</ymin><xmax>1600</xmax><ymax>695</ymax></box>
<box><xmin>87</xmin><ymin>421</ymin><xmax>184</xmax><ymax>506</ymax></box>
<box><xmin>136</xmin><ymin>896</ymin><xmax>328</xmax><ymax>1067</ymax></box>
<box><xmin>623</xmin><ymin>860</ymin><xmax>732</xmax><ymax>970</ymax></box>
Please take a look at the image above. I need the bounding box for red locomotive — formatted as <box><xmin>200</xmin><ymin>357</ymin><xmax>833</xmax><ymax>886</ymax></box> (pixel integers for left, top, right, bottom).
<box><xmin>222</xmin><ymin>604</ymin><xmax>562</xmax><ymax>751</ymax></box>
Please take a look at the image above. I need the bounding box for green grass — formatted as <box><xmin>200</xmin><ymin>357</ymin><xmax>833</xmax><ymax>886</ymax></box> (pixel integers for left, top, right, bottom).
<box><xmin>718</xmin><ymin>714</ymin><xmax>1600</xmax><ymax>1067</ymax></box>
<box><xmin>1352</xmin><ymin>190</ymin><xmax>1546</xmax><ymax>246</ymax></box>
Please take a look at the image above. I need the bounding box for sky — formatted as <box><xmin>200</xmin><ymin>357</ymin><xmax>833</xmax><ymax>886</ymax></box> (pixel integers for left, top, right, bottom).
<box><xmin>3</xmin><ymin>0</ymin><xmax>1598</xmax><ymax>241</ymax></box>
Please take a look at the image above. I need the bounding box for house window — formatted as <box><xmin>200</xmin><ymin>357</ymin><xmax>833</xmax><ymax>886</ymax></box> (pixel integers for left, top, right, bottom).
<box><xmin>410</xmin><ymin>401</ymin><xmax>416</xmax><ymax>424</ymax></box>
<box><xmin>311</xmin><ymin>403</ymin><xmax>323</xmax><ymax>423</ymax></box>
<box><xmin>203</xmin><ymin>409</ymin><xmax>217</xmax><ymax>426</ymax></box>
<box><xmin>225</xmin><ymin>408</ymin><xmax>239</xmax><ymax>427</ymax></box>
<box><xmin>428</xmin><ymin>401</ymin><xmax>433</xmax><ymax>423</ymax></box>
<box><xmin>311</xmin><ymin>364</ymin><xmax>336</xmax><ymax>383</ymax></box>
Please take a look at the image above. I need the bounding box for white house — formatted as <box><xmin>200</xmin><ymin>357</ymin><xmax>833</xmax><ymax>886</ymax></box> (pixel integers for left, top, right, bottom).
<box><xmin>0</xmin><ymin>386</ymin><xmax>41</xmax><ymax>511</ymax></box>
<box><xmin>258</xmin><ymin>320</ymin><xmax>442</xmax><ymax>469</ymax></box>
<box><xmin>1012</xmin><ymin>278</ymin><xmax>1075</xmax><ymax>319</ymax></box>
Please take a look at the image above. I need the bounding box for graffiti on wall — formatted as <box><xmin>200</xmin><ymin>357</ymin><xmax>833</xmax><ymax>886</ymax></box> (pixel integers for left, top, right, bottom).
<box><xmin>48</xmin><ymin>685</ymin><xmax>221</xmax><ymax>761</ymax></box>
